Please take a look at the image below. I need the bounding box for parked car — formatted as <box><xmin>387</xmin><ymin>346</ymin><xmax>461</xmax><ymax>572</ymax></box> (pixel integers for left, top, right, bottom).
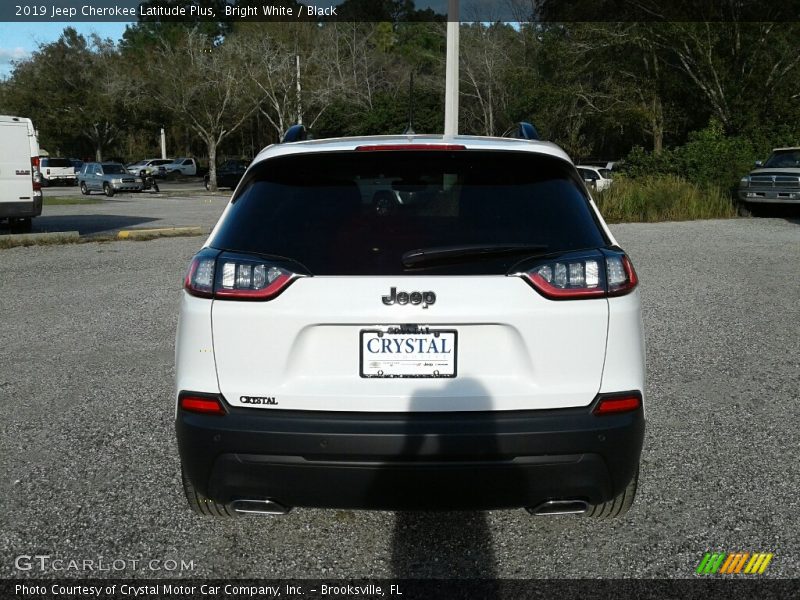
<box><xmin>576</xmin><ymin>165</ymin><xmax>614</xmax><ymax>192</ymax></box>
<box><xmin>69</xmin><ymin>158</ymin><xmax>84</xmax><ymax>175</ymax></box>
<box><xmin>738</xmin><ymin>147</ymin><xmax>800</xmax><ymax>207</ymax></box>
<box><xmin>126</xmin><ymin>158</ymin><xmax>172</xmax><ymax>178</ymax></box>
<box><xmin>40</xmin><ymin>157</ymin><xmax>76</xmax><ymax>186</ymax></box>
<box><xmin>165</xmin><ymin>157</ymin><xmax>198</xmax><ymax>176</ymax></box>
<box><xmin>0</xmin><ymin>114</ymin><xmax>41</xmax><ymax>232</ymax></box>
<box><xmin>204</xmin><ymin>159</ymin><xmax>249</xmax><ymax>190</ymax></box>
<box><xmin>78</xmin><ymin>162</ymin><xmax>143</xmax><ymax>196</ymax></box>
<box><xmin>176</xmin><ymin>131</ymin><xmax>644</xmax><ymax>518</ymax></box>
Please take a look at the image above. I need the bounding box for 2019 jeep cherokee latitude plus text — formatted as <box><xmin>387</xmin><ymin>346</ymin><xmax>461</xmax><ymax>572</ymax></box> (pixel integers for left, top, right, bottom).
<box><xmin>175</xmin><ymin>135</ymin><xmax>645</xmax><ymax>518</ymax></box>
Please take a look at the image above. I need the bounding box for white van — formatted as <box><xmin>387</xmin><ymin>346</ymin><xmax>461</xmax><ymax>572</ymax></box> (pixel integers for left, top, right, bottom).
<box><xmin>0</xmin><ymin>115</ymin><xmax>42</xmax><ymax>232</ymax></box>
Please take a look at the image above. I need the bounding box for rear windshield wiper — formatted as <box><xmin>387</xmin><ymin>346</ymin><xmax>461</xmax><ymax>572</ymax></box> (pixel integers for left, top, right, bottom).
<box><xmin>402</xmin><ymin>244</ymin><xmax>549</xmax><ymax>268</ymax></box>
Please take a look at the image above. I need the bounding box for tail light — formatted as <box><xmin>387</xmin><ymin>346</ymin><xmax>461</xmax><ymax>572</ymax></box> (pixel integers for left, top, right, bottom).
<box><xmin>31</xmin><ymin>157</ymin><xmax>41</xmax><ymax>191</ymax></box>
<box><xmin>516</xmin><ymin>249</ymin><xmax>638</xmax><ymax>300</ymax></box>
<box><xmin>593</xmin><ymin>392</ymin><xmax>642</xmax><ymax>415</ymax></box>
<box><xmin>184</xmin><ymin>249</ymin><xmax>302</xmax><ymax>301</ymax></box>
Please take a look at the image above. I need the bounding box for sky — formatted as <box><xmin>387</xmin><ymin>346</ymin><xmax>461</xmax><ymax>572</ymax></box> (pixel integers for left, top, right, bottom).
<box><xmin>0</xmin><ymin>22</ymin><xmax>131</xmax><ymax>78</ymax></box>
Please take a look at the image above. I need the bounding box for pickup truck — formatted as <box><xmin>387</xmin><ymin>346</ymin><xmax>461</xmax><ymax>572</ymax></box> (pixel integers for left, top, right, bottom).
<box><xmin>41</xmin><ymin>157</ymin><xmax>77</xmax><ymax>186</ymax></box>
<box><xmin>165</xmin><ymin>157</ymin><xmax>198</xmax><ymax>176</ymax></box>
<box><xmin>739</xmin><ymin>147</ymin><xmax>800</xmax><ymax>207</ymax></box>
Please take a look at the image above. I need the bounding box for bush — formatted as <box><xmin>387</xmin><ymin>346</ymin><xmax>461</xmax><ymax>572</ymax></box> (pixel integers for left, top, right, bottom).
<box><xmin>595</xmin><ymin>174</ymin><xmax>737</xmax><ymax>223</ymax></box>
<box><xmin>621</xmin><ymin>119</ymin><xmax>764</xmax><ymax>193</ymax></box>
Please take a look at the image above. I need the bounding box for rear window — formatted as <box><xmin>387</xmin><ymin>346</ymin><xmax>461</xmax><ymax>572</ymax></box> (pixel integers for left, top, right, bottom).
<box><xmin>42</xmin><ymin>158</ymin><xmax>72</xmax><ymax>167</ymax></box>
<box><xmin>211</xmin><ymin>150</ymin><xmax>607</xmax><ymax>275</ymax></box>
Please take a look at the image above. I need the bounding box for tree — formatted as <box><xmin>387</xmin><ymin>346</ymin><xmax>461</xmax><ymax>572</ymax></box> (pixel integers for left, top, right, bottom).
<box><xmin>234</xmin><ymin>22</ymin><xmax>340</xmax><ymax>140</ymax></box>
<box><xmin>1</xmin><ymin>28</ymin><xmax>123</xmax><ymax>160</ymax></box>
<box><xmin>459</xmin><ymin>22</ymin><xmax>522</xmax><ymax>136</ymax></box>
<box><xmin>124</xmin><ymin>28</ymin><xmax>260</xmax><ymax>190</ymax></box>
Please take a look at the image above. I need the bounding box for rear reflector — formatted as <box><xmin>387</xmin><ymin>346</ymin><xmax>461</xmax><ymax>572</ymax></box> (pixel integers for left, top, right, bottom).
<box><xmin>355</xmin><ymin>144</ymin><xmax>466</xmax><ymax>152</ymax></box>
<box><xmin>180</xmin><ymin>395</ymin><xmax>226</xmax><ymax>415</ymax></box>
<box><xmin>593</xmin><ymin>394</ymin><xmax>642</xmax><ymax>415</ymax></box>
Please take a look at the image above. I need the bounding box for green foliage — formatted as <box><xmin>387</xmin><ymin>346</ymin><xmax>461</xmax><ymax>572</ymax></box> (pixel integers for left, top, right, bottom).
<box><xmin>595</xmin><ymin>175</ymin><xmax>737</xmax><ymax>223</ymax></box>
<box><xmin>620</xmin><ymin>119</ymin><xmax>791</xmax><ymax>191</ymax></box>
<box><xmin>3</xmin><ymin>20</ymin><xmax>800</xmax><ymax>170</ymax></box>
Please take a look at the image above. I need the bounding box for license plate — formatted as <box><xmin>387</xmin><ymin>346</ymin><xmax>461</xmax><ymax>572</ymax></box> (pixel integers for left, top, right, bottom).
<box><xmin>360</xmin><ymin>328</ymin><xmax>457</xmax><ymax>378</ymax></box>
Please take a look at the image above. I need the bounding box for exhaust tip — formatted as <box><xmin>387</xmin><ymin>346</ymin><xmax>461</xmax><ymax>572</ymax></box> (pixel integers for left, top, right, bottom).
<box><xmin>526</xmin><ymin>499</ymin><xmax>589</xmax><ymax>516</ymax></box>
<box><xmin>231</xmin><ymin>499</ymin><xmax>291</xmax><ymax>515</ymax></box>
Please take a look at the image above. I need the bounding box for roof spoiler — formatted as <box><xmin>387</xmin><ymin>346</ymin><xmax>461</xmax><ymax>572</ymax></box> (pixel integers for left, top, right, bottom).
<box><xmin>503</xmin><ymin>122</ymin><xmax>541</xmax><ymax>141</ymax></box>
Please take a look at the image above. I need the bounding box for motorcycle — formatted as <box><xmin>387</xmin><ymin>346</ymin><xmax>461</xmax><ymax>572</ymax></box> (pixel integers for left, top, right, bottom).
<box><xmin>139</xmin><ymin>170</ymin><xmax>160</xmax><ymax>192</ymax></box>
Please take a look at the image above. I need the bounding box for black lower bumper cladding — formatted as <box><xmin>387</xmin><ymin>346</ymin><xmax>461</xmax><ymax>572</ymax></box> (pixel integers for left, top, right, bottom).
<box><xmin>176</xmin><ymin>392</ymin><xmax>644</xmax><ymax>511</ymax></box>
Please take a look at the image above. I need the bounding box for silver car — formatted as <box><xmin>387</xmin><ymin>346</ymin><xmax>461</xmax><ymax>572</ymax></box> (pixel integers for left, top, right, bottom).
<box><xmin>78</xmin><ymin>162</ymin><xmax>143</xmax><ymax>197</ymax></box>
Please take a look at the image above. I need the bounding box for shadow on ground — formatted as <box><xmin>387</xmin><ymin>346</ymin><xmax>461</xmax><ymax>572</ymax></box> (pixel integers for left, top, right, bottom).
<box><xmin>0</xmin><ymin>215</ymin><xmax>159</xmax><ymax>236</ymax></box>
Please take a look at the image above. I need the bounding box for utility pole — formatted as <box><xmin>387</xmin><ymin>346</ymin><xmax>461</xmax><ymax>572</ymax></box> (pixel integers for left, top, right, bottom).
<box><xmin>444</xmin><ymin>0</ymin><xmax>459</xmax><ymax>137</ymax></box>
<box><xmin>160</xmin><ymin>127</ymin><xmax>166</xmax><ymax>159</ymax></box>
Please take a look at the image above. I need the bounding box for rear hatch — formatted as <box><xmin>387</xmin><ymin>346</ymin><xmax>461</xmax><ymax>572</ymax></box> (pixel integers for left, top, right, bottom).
<box><xmin>41</xmin><ymin>158</ymin><xmax>75</xmax><ymax>179</ymax></box>
<box><xmin>207</xmin><ymin>149</ymin><xmax>611</xmax><ymax>412</ymax></box>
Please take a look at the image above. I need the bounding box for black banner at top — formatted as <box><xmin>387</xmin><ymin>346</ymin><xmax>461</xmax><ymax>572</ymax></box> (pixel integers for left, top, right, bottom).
<box><xmin>2</xmin><ymin>0</ymin><xmax>800</xmax><ymax>22</ymax></box>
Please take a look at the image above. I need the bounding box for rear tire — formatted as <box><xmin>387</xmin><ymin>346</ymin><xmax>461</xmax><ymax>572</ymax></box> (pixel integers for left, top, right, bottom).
<box><xmin>9</xmin><ymin>217</ymin><xmax>32</xmax><ymax>233</ymax></box>
<box><xmin>586</xmin><ymin>466</ymin><xmax>638</xmax><ymax>518</ymax></box>
<box><xmin>103</xmin><ymin>182</ymin><xmax>115</xmax><ymax>197</ymax></box>
<box><xmin>80</xmin><ymin>182</ymin><xmax>89</xmax><ymax>195</ymax></box>
<box><xmin>181</xmin><ymin>468</ymin><xmax>236</xmax><ymax>517</ymax></box>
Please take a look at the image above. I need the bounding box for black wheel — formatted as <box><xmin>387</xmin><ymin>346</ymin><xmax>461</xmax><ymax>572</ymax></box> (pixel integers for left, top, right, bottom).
<box><xmin>181</xmin><ymin>467</ymin><xmax>236</xmax><ymax>517</ymax></box>
<box><xmin>103</xmin><ymin>182</ymin><xmax>115</xmax><ymax>197</ymax></box>
<box><xmin>9</xmin><ymin>217</ymin><xmax>32</xmax><ymax>233</ymax></box>
<box><xmin>41</xmin><ymin>178</ymin><xmax>50</xmax><ymax>188</ymax></box>
<box><xmin>80</xmin><ymin>182</ymin><xmax>89</xmax><ymax>195</ymax></box>
<box><xmin>586</xmin><ymin>466</ymin><xmax>639</xmax><ymax>518</ymax></box>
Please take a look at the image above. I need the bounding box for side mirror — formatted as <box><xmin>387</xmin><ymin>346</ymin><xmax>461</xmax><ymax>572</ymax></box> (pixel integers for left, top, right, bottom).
<box><xmin>754</xmin><ymin>160</ymin><xmax>763</xmax><ymax>167</ymax></box>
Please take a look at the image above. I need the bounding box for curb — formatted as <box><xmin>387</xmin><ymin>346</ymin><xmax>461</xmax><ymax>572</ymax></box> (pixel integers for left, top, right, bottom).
<box><xmin>0</xmin><ymin>231</ymin><xmax>80</xmax><ymax>249</ymax></box>
<box><xmin>117</xmin><ymin>226</ymin><xmax>206</xmax><ymax>240</ymax></box>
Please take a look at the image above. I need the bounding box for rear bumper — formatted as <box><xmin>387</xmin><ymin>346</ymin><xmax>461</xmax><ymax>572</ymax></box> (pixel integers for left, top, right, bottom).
<box><xmin>0</xmin><ymin>196</ymin><xmax>42</xmax><ymax>219</ymax></box>
<box><xmin>177</xmin><ymin>393</ymin><xmax>645</xmax><ymax>511</ymax></box>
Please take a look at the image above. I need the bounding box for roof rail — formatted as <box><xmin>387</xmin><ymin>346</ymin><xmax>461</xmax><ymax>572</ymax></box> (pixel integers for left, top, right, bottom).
<box><xmin>503</xmin><ymin>122</ymin><xmax>541</xmax><ymax>141</ymax></box>
<box><xmin>282</xmin><ymin>124</ymin><xmax>308</xmax><ymax>143</ymax></box>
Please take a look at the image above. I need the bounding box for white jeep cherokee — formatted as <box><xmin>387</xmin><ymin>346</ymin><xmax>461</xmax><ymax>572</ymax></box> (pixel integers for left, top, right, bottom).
<box><xmin>175</xmin><ymin>134</ymin><xmax>645</xmax><ymax>518</ymax></box>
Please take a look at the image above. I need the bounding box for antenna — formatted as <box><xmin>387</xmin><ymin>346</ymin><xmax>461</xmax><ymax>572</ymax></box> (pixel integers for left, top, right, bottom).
<box><xmin>404</xmin><ymin>72</ymin><xmax>415</xmax><ymax>135</ymax></box>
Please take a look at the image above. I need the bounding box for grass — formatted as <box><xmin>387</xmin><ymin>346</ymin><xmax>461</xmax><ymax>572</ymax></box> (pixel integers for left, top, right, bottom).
<box><xmin>43</xmin><ymin>196</ymin><xmax>104</xmax><ymax>205</ymax></box>
<box><xmin>0</xmin><ymin>232</ymin><xmax>80</xmax><ymax>249</ymax></box>
<box><xmin>595</xmin><ymin>174</ymin><xmax>737</xmax><ymax>223</ymax></box>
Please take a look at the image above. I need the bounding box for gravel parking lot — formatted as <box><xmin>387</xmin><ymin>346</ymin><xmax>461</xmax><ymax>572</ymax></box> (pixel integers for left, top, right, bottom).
<box><xmin>0</xmin><ymin>217</ymin><xmax>798</xmax><ymax>579</ymax></box>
